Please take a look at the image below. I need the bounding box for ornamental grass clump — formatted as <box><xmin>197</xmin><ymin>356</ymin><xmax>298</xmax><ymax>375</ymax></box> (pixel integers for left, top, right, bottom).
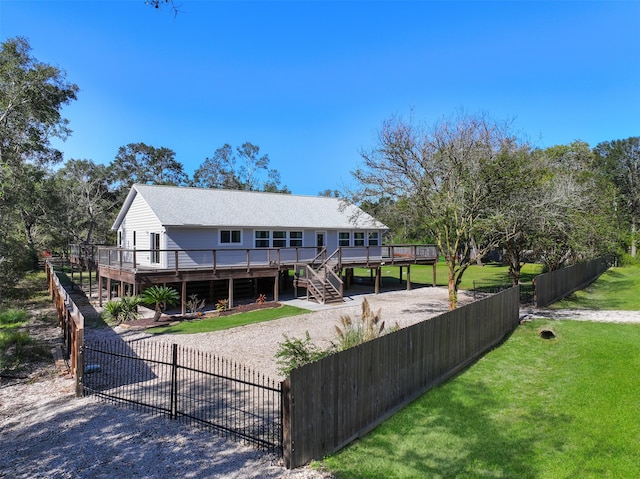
<box><xmin>333</xmin><ymin>298</ymin><xmax>386</xmax><ymax>351</ymax></box>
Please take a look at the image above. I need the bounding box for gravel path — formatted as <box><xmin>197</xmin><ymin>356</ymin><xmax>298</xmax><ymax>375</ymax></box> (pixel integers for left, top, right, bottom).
<box><xmin>3</xmin><ymin>286</ymin><xmax>640</xmax><ymax>479</ymax></box>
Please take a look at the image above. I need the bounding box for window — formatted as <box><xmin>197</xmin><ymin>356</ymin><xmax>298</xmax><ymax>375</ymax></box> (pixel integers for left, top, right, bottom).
<box><xmin>255</xmin><ymin>230</ymin><xmax>270</xmax><ymax>248</ymax></box>
<box><xmin>339</xmin><ymin>232</ymin><xmax>350</xmax><ymax>247</ymax></box>
<box><xmin>368</xmin><ymin>232</ymin><xmax>379</xmax><ymax>246</ymax></box>
<box><xmin>220</xmin><ymin>230</ymin><xmax>241</xmax><ymax>244</ymax></box>
<box><xmin>354</xmin><ymin>232</ymin><xmax>365</xmax><ymax>247</ymax></box>
<box><xmin>150</xmin><ymin>232</ymin><xmax>160</xmax><ymax>264</ymax></box>
<box><xmin>289</xmin><ymin>231</ymin><xmax>303</xmax><ymax>247</ymax></box>
<box><xmin>273</xmin><ymin>231</ymin><xmax>287</xmax><ymax>248</ymax></box>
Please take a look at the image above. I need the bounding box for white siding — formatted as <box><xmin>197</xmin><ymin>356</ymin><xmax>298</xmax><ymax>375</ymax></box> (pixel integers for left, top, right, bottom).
<box><xmin>120</xmin><ymin>194</ymin><xmax>164</xmax><ymax>267</ymax></box>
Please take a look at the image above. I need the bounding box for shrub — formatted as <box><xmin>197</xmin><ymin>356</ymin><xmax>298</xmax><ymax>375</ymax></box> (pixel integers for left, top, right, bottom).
<box><xmin>215</xmin><ymin>299</ymin><xmax>229</xmax><ymax>312</ymax></box>
<box><xmin>103</xmin><ymin>295</ymin><xmax>141</xmax><ymax>324</ymax></box>
<box><xmin>275</xmin><ymin>331</ymin><xmax>330</xmax><ymax>376</ymax></box>
<box><xmin>186</xmin><ymin>294</ymin><xmax>205</xmax><ymax>315</ymax></box>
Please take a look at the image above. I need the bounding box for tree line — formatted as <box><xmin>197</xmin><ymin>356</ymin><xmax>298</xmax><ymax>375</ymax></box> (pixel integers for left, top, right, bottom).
<box><xmin>2</xmin><ymin>36</ymin><xmax>638</xmax><ymax>308</ymax></box>
<box><xmin>351</xmin><ymin>112</ymin><xmax>639</xmax><ymax>307</ymax></box>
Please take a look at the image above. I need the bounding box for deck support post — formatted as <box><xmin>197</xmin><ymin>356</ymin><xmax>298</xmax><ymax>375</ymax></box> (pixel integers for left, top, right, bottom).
<box><xmin>273</xmin><ymin>274</ymin><xmax>279</xmax><ymax>302</ymax></box>
<box><xmin>98</xmin><ymin>274</ymin><xmax>103</xmax><ymax>307</ymax></box>
<box><xmin>406</xmin><ymin>265</ymin><xmax>412</xmax><ymax>291</ymax></box>
<box><xmin>181</xmin><ymin>281</ymin><xmax>187</xmax><ymax>315</ymax></box>
<box><xmin>228</xmin><ymin>278</ymin><xmax>234</xmax><ymax>308</ymax></box>
<box><xmin>106</xmin><ymin>277</ymin><xmax>112</xmax><ymax>301</ymax></box>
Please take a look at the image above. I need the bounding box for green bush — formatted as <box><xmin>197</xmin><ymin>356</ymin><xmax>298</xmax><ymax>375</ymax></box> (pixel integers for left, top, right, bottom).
<box><xmin>275</xmin><ymin>331</ymin><xmax>330</xmax><ymax>377</ymax></box>
<box><xmin>103</xmin><ymin>295</ymin><xmax>141</xmax><ymax>323</ymax></box>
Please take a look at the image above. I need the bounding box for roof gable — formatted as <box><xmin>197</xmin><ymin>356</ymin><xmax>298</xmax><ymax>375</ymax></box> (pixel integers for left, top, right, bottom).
<box><xmin>112</xmin><ymin>184</ymin><xmax>387</xmax><ymax>231</ymax></box>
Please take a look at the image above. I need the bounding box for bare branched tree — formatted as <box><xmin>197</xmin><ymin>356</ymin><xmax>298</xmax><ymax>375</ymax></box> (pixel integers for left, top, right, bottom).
<box><xmin>352</xmin><ymin>110</ymin><xmax>520</xmax><ymax>309</ymax></box>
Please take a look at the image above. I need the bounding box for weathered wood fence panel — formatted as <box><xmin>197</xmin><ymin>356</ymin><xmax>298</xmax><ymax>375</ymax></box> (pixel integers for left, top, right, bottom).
<box><xmin>283</xmin><ymin>286</ymin><xmax>520</xmax><ymax>468</ymax></box>
<box><xmin>533</xmin><ymin>257</ymin><xmax>610</xmax><ymax>308</ymax></box>
<box><xmin>46</xmin><ymin>260</ymin><xmax>84</xmax><ymax>396</ymax></box>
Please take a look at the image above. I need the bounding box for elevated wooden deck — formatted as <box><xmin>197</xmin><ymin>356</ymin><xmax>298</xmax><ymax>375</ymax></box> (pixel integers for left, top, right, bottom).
<box><xmin>71</xmin><ymin>244</ymin><xmax>439</xmax><ymax>308</ymax></box>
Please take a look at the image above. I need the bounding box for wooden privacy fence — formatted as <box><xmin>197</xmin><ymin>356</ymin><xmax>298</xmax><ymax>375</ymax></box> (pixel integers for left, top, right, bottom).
<box><xmin>46</xmin><ymin>260</ymin><xmax>84</xmax><ymax>396</ymax></box>
<box><xmin>282</xmin><ymin>286</ymin><xmax>521</xmax><ymax>468</ymax></box>
<box><xmin>533</xmin><ymin>257</ymin><xmax>610</xmax><ymax>308</ymax></box>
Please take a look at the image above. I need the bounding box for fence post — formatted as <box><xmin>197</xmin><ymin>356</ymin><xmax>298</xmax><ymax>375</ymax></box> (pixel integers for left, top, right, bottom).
<box><xmin>75</xmin><ymin>328</ymin><xmax>84</xmax><ymax>397</ymax></box>
<box><xmin>170</xmin><ymin>343</ymin><xmax>178</xmax><ymax>420</ymax></box>
<box><xmin>281</xmin><ymin>377</ymin><xmax>293</xmax><ymax>469</ymax></box>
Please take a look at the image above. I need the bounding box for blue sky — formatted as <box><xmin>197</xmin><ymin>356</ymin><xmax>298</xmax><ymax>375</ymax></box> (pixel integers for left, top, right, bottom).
<box><xmin>2</xmin><ymin>1</ymin><xmax>639</xmax><ymax>195</ymax></box>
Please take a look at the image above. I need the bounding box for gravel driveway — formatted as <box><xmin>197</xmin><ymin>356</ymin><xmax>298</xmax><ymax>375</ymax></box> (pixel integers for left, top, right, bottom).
<box><xmin>3</xmin><ymin>286</ymin><xmax>639</xmax><ymax>478</ymax></box>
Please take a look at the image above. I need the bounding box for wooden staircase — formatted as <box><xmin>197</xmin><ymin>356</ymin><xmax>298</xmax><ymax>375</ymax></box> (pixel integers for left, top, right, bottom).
<box><xmin>294</xmin><ymin>250</ymin><xmax>344</xmax><ymax>304</ymax></box>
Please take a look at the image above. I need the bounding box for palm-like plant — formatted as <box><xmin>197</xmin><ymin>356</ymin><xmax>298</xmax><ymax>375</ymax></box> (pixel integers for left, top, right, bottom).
<box><xmin>141</xmin><ymin>286</ymin><xmax>180</xmax><ymax>321</ymax></box>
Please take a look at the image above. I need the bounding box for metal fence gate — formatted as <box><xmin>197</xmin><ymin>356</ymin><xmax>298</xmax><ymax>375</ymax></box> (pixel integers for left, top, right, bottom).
<box><xmin>82</xmin><ymin>340</ymin><xmax>282</xmax><ymax>455</ymax></box>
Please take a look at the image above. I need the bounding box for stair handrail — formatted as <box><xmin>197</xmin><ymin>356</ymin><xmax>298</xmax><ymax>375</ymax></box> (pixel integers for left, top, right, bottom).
<box><xmin>304</xmin><ymin>263</ymin><xmax>343</xmax><ymax>304</ymax></box>
<box><xmin>308</xmin><ymin>247</ymin><xmax>327</xmax><ymax>269</ymax></box>
<box><xmin>323</xmin><ymin>264</ymin><xmax>344</xmax><ymax>299</ymax></box>
<box><xmin>319</xmin><ymin>247</ymin><xmax>342</xmax><ymax>272</ymax></box>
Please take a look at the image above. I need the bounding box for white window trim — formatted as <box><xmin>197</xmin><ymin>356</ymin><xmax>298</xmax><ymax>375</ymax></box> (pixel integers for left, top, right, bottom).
<box><xmin>367</xmin><ymin>231</ymin><xmax>380</xmax><ymax>246</ymax></box>
<box><xmin>219</xmin><ymin>229</ymin><xmax>243</xmax><ymax>246</ymax></box>
<box><xmin>254</xmin><ymin>230</ymin><xmax>271</xmax><ymax>248</ymax></box>
<box><xmin>338</xmin><ymin>231</ymin><xmax>351</xmax><ymax>247</ymax></box>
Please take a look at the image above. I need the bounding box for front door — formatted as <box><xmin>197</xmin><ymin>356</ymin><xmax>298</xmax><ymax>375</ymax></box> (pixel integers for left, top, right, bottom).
<box><xmin>316</xmin><ymin>232</ymin><xmax>326</xmax><ymax>255</ymax></box>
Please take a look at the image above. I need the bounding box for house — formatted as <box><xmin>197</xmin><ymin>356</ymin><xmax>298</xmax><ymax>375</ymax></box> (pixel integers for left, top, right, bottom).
<box><xmin>96</xmin><ymin>184</ymin><xmax>438</xmax><ymax>311</ymax></box>
<box><xmin>111</xmin><ymin>184</ymin><xmax>387</xmax><ymax>265</ymax></box>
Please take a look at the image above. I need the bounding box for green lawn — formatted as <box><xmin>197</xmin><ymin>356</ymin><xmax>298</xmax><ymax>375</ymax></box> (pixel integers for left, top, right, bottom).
<box><xmin>148</xmin><ymin>304</ymin><xmax>310</xmax><ymax>334</ymax></box>
<box><xmin>320</xmin><ymin>264</ymin><xmax>640</xmax><ymax>478</ymax></box>
<box><xmin>359</xmin><ymin>262</ymin><xmax>542</xmax><ymax>300</ymax></box>
<box><xmin>553</xmin><ymin>264</ymin><xmax>640</xmax><ymax>310</ymax></box>
<box><xmin>320</xmin><ymin>319</ymin><xmax>640</xmax><ymax>478</ymax></box>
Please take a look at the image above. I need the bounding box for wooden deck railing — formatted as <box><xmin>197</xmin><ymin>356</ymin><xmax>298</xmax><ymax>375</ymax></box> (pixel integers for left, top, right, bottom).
<box><xmin>94</xmin><ymin>244</ymin><xmax>439</xmax><ymax>273</ymax></box>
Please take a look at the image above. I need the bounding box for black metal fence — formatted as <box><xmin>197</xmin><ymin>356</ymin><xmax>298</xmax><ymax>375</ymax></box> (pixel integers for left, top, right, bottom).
<box><xmin>82</xmin><ymin>340</ymin><xmax>282</xmax><ymax>454</ymax></box>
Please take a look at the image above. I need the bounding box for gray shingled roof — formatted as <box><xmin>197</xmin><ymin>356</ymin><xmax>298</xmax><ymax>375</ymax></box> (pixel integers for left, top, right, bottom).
<box><xmin>112</xmin><ymin>184</ymin><xmax>387</xmax><ymax>230</ymax></box>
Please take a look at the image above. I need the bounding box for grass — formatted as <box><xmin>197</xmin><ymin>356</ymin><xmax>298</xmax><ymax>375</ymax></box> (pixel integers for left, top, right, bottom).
<box><xmin>320</xmin><ymin>319</ymin><xmax>640</xmax><ymax>478</ymax></box>
<box><xmin>553</xmin><ymin>263</ymin><xmax>640</xmax><ymax>310</ymax></box>
<box><xmin>148</xmin><ymin>304</ymin><xmax>310</xmax><ymax>334</ymax></box>
<box><xmin>0</xmin><ymin>309</ymin><xmax>28</xmax><ymax>329</ymax></box>
<box><xmin>1</xmin><ymin>272</ymin><xmax>54</xmax><ymax>373</ymax></box>
<box><xmin>357</xmin><ymin>262</ymin><xmax>543</xmax><ymax>300</ymax></box>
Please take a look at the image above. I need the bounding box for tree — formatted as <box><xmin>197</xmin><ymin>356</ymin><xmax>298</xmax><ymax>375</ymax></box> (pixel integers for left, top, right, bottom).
<box><xmin>318</xmin><ymin>189</ymin><xmax>341</xmax><ymax>198</ymax></box>
<box><xmin>537</xmin><ymin>141</ymin><xmax>620</xmax><ymax>270</ymax></box>
<box><xmin>109</xmin><ymin>142</ymin><xmax>188</xmax><ymax>195</ymax></box>
<box><xmin>593</xmin><ymin>137</ymin><xmax>640</xmax><ymax>257</ymax></box>
<box><xmin>192</xmin><ymin>142</ymin><xmax>290</xmax><ymax>193</ymax></box>
<box><xmin>353</xmin><ymin>111</ymin><xmax>518</xmax><ymax>309</ymax></box>
<box><xmin>0</xmin><ymin>36</ymin><xmax>78</xmax><ymax>296</ymax></box>
<box><xmin>0</xmin><ymin>37</ymin><xmax>78</xmax><ymax>168</ymax></box>
<box><xmin>480</xmin><ymin>141</ymin><xmax>541</xmax><ymax>284</ymax></box>
<box><xmin>55</xmin><ymin>159</ymin><xmax>118</xmax><ymax>246</ymax></box>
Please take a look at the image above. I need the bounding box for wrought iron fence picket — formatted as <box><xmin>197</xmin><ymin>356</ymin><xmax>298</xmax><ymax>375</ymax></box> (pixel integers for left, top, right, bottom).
<box><xmin>82</xmin><ymin>340</ymin><xmax>282</xmax><ymax>455</ymax></box>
